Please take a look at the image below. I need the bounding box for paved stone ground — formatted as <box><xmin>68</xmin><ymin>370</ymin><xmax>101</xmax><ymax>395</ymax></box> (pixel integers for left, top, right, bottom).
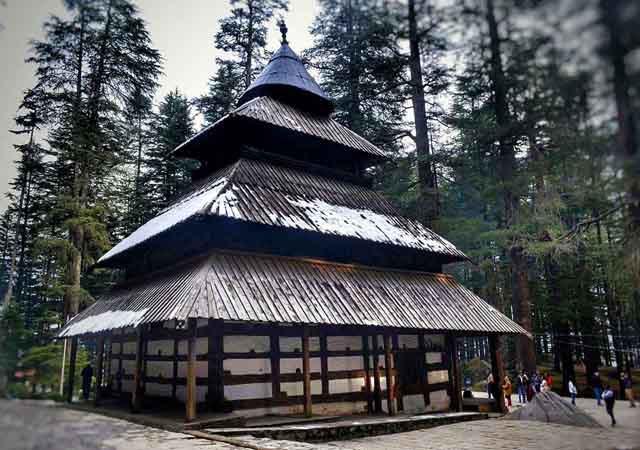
<box><xmin>0</xmin><ymin>399</ymin><xmax>241</xmax><ymax>450</ymax></box>
<box><xmin>2</xmin><ymin>396</ymin><xmax>639</xmax><ymax>450</ymax></box>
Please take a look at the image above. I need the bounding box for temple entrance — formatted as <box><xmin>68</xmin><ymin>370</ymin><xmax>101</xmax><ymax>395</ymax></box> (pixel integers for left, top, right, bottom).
<box><xmin>396</xmin><ymin>349</ymin><xmax>427</xmax><ymax>412</ymax></box>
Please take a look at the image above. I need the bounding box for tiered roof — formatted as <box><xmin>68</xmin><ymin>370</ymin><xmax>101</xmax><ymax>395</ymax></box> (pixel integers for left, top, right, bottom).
<box><xmin>60</xmin><ymin>36</ymin><xmax>526</xmax><ymax>338</ymax></box>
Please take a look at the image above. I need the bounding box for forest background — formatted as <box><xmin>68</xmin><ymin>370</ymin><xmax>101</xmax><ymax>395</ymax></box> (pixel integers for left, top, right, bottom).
<box><xmin>0</xmin><ymin>0</ymin><xmax>638</xmax><ymax>400</ymax></box>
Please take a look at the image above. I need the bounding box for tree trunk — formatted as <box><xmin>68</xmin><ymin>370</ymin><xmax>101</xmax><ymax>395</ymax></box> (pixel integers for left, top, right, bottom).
<box><xmin>510</xmin><ymin>245</ymin><xmax>536</xmax><ymax>374</ymax></box>
<box><xmin>408</xmin><ymin>0</ymin><xmax>438</xmax><ymax>230</ymax></box>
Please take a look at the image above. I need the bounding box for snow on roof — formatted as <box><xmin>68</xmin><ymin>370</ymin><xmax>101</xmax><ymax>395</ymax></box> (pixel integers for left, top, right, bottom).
<box><xmin>97</xmin><ymin>159</ymin><xmax>467</xmax><ymax>265</ymax></box>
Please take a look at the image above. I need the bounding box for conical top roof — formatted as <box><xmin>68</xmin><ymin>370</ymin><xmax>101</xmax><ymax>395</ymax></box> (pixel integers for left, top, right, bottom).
<box><xmin>237</xmin><ymin>39</ymin><xmax>333</xmax><ymax>114</ymax></box>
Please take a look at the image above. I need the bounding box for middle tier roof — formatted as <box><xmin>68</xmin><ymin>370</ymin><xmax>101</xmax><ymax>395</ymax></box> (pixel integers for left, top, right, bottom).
<box><xmin>98</xmin><ymin>158</ymin><xmax>466</xmax><ymax>266</ymax></box>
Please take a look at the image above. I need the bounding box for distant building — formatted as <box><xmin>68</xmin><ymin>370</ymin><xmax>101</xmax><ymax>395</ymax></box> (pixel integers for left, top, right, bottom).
<box><xmin>59</xmin><ymin>31</ymin><xmax>525</xmax><ymax>421</ymax></box>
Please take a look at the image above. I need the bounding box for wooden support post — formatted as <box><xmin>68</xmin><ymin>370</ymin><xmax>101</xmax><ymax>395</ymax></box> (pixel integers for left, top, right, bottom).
<box><xmin>186</xmin><ymin>319</ymin><xmax>197</xmax><ymax>422</ymax></box>
<box><xmin>384</xmin><ymin>333</ymin><xmax>397</xmax><ymax>416</ymax></box>
<box><xmin>320</xmin><ymin>333</ymin><xmax>329</xmax><ymax>397</ymax></box>
<box><xmin>302</xmin><ymin>326</ymin><xmax>312</xmax><ymax>417</ymax></box>
<box><xmin>131</xmin><ymin>327</ymin><xmax>144</xmax><ymax>413</ymax></box>
<box><xmin>269</xmin><ymin>328</ymin><xmax>281</xmax><ymax>401</ymax></box>
<box><xmin>419</xmin><ymin>332</ymin><xmax>430</xmax><ymax>407</ymax></box>
<box><xmin>208</xmin><ymin>319</ymin><xmax>224</xmax><ymax>410</ymax></box>
<box><xmin>172</xmin><ymin>337</ymin><xmax>178</xmax><ymax>400</ymax></box>
<box><xmin>66</xmin><ymin>336</ymin><xmax>78</xmax><ymax>403</ymax></box>
<box><xmin>372</xmin><ymin>335</ymin><xmax>382</xmax><ymax>413</ymax></box>
<box><xmin>489</xmin><ymin>334</ymin><xmax>507</xmax><ymax>414</ymax></box>
<box><xmin>362</xmin><ymin>334</ymin><xmax>373</xmax><ymax>413</ymax></box>
<box><xmin>105</xmin><ymin>334</ymin><xmax>112</xmax><ymax>392</ymax></box>
<box><xmin>392</xmin><ymin>334</ymin><xmax>403</xmax><ymax>412</ymax></box>
<box><xmin>446</xmin><ymin>333</ymin><xmax>463</xmax><ymax>412</ymax></box>
<box><xmin>94</xmin><ymin>335</ymin><xmax>105</xmax><ymax>406</ymax></box>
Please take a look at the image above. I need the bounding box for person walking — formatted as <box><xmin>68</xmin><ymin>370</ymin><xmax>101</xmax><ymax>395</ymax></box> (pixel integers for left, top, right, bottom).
<box><xmin>568</xmin><ymin>379</ymin><xmax>578</xmax><ymax>406</ymax></box>
<box><xmin>487</xmin><ymin>372</ymin><xmax>494</xmax><ymax>399</ymax></box>
<box><xmin>545</xmin><ymin>372</ymin><xmax>553</xmax><ymax>391</ymax></box>
<box><xmin>502</xmin><ymin>375</ymin><xmax>513</xmax><ymax>409</ymax></box>
<box><xmin>81</xmin><ymin>363</ymin><xmax>94</xmax><ymax>401</ymax></box>
<box><xmin>622</xmin><ymin>372</ymin><xmax>636</xmax><ymax>407</ymax></box>
<box><xmin>603</xmin><ymin>385</ymin><xmax>616</xmax><ymax>426</ymax></box>
<box><xmin>533</xmin><ymin>372</ymin><xmax>542</xmax><ymax>393</ymax></box>
<box><xmin>517</xmin><ymin>370</ymin><xmax>527</xmax><ymax>404</ymax></box>
<box><xmin>593</xmin><ymin>371</ymin><xmax>603</xmax><ymax>406</ymax></box>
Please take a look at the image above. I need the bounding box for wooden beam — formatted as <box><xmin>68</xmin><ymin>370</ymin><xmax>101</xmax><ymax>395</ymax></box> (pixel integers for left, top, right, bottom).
<box><xmin>269</xmin><ymin>328</ymin><xmax>281</xmax><ymax>400</ymax></box>
<box><xmin>419</xmin><ymin>331</ymin><xmax>430</xmax><ymax>407</ymax></box>
<box><xmin>362</xmin><ymin>334</ymin><xmax>373</xmax><ymax>413</ymax></box>
<box><xmin>172</xmin><ymin>337</ymin><xmax>178</xmax><ymax>400</ymax></box>
<box><xmin>66</xmin><ymin>337</ymin><xmax>78</xmax><ymax>403</ymax></box>
<box><xmin>372</xmin><ymin>335</ymin><xmax>382</xmax><ymax>413</ymax></box>
<box><xmin>131</xmin><ymin>327</ymin><xmax>144</xmax><ymax>413</ymax></box>
<box><xmin>94</xmin><ymin>335</ymin><xmax>105</xmax><ymax>406</ymax></box>
<box><xmin>319</xmin><ymin>333</ymin><xmax>329</xmax><ymax>397</ymax></box>
<box><xmin>105</xmin><ymin>334</ymin><xmax>112</xmax><ymax>392</ymax></box>
<box><xmin>302</xmin><ymin>326</ymin><xmax>312</xmax><ymax>417</ymax></box>
<box><xmin>489</xmin><ymin>334</ymin><xmax>507</xmax><ymax>413</ymax></box>
<box><xmin>445</xmin><ymin>334</ymin><xmax>463</xmax><ymax>412</ymax></box>
<box><xmin>186</xmin><ymin>318</ymin><xmax>198</xmax><ymax>422</ymax></box>
<box><xmin>384</xmin><ymin>333</ymin><xmax>396</xmax><ymax>416</ymax></box>
<box><xmin>392</xmin><ymin>334</ymin><xmax>403</xmax><ymax>412</ymax></box>
<box><xmin>208</xmin><ymin>318</ymin><xmax>224</xmax><ymax>410</ymax></box>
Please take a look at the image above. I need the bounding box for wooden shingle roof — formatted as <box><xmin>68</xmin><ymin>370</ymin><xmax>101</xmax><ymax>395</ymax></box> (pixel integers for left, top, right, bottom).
<box><xmin>61</xmin><ymin>250</ymin><xmax>527</xmax><ymax>337</ymax></box>
<box><xmin>97</xmin><ymin>158</ymin><xmax>466</xmax><ymax>265</ymax></box>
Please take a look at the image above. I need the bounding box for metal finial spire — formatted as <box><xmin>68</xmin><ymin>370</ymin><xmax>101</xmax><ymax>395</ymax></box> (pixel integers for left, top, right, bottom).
<box><xmin>278</xmin><ymin>19</ymin><xmax>288</xmax><ymax>45</ymax></box>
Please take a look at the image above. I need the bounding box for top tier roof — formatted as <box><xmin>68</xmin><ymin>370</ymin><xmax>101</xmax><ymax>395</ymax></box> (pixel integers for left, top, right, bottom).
<box><xmin>237</xmin><ymin>43</ymin><xmax>333</xmax><ymax>114</ymax></box>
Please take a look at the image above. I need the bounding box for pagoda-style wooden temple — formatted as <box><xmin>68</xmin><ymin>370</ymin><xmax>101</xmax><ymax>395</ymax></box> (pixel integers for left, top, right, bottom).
<box><xmin>59</xmin><ymin>31</ymin><xmax>525</xmax><ymax>421</ymax></box>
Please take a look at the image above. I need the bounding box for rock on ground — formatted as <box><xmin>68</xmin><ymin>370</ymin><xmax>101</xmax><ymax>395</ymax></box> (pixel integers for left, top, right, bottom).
<box><xmin>502</xmin><ymin>391</ymin><xmax>602</xmax><ymax>428</ymax></box>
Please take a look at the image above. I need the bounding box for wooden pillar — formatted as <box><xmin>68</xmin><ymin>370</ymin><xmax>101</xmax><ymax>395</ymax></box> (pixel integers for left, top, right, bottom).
<box><xmin>269</xmin><ymin>328</ymin><xmax>281</xmax><ymax>401</ymax></box>
<box><xmin>94</xmin><ymin>335</ymin><xmax>105</xmax><ymax>406</ymax></box>
<box><xmin>66</xmin><ymin>336</ymin><xmax>78</xmax><ymax>403</ymax></box>
<box><xmin>172</xmin><ymin>337</ymin><xmax>178</xmax><ymax>400</ymax></box>
<box><xmin>320</xmin><ymin>333</ymin><xmax>329</xmax><ymax>397</ymax></box>
<box><xmin>489</xmin><ymin>334</ymin><xmax>507</xmax><ymax>413</ymax></box>
<box><xmin>419</xmin><ymin>332</ymin><xmax>430</xmax><ymax>407</ymax></box>
<box><xmin>105</xmin><ymin>334</ymin><xmax>112</xmax><ymax>391</ymax></box>
<box><xmin>208</xmin><ymin>319</ymin><xmax>224</xmax><ymax>411</ymax></box>
<box><xmin>392</xmin><ymin>334</ymin><xmax>403</xmax><ymax>412</ymax></box>
<box><xmin>186</xmin><ymin>319</ymin><xmax>197</xmax><ymax>422</ymax></box>
<box><xmin>384</xmin><ymin>333</ymin><xmax>396</xmax><ymax>416</ymax></box>
<box><xmin>131</xmin><ymin>327</ymin><xmax>144</xmax><ymax>413</ymax></box>
<box><xmin>446</xmin><ymin>333</ymin><xmax>463</xmax><ymax>412</ymax></box>
<box><xmin>362</xmin><ymin>334</ymin><xmax>373</xmax><ymax>413</ymax></box>
<box><xmin>372</xmin><ymin>335</ymin><xmax>382</xmax><ymax>413</ymax></box>
<box><xmin>302</xmin><ymin>326</ymin><xmax>312</xmax><ymax>417</ymax></box>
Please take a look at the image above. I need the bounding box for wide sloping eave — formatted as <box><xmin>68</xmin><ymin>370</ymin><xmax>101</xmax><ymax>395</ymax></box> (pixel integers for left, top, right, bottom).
<box><xmin>59</xmin><ymin>250</ymin><xmax>528</xmax><ymax>338</ymax></box>
<box><xmin>96</xmin><ymin>158</ymin><xmax>467</xmax><ymax>266</ymax></box>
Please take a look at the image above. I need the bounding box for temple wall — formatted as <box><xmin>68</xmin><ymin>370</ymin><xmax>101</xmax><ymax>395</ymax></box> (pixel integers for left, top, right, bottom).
<box><xmin>105</xmin><ymin>324</ymin><xmax>451</xmax><ymax>416</ymax></box>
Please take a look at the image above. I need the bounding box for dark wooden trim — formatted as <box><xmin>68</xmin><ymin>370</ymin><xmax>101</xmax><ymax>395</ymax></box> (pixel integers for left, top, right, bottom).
<box><xmin>269</xmin><ymin>330</ymin><xmax>280</xmax><ymax>397</ymax></box>
<box><xmin>172</xmin><ymin>338</ymin><xmax>178</xmax><ymax>400</ymax></box>
<box><xmin>66</xmin><ymin>336</ymin><xmax>78</xmax><ymax>403</ymax></box>
<box><xmin>362</xmin><ymin>334</ymin><xmax>373</xmax><ymax>413</ymax></box>
<box><xmin>392</xmin><ymin>334</ymin><xmax>404</xmax><ymax>412</ymax></box>
<box><xmin>230</xmin><ymin>391</ymin><xmax>368</xmax><ymax>410</ymax></box>
<box><xmin>131</xmin><ymin>327</ymin><xmax>144</xmax><ymax>413</ymax></box>
<box><xmin>320</xmin><ymin>333</ymin><xmax>329</xmax><ymax>397</ymax></box>
<box><xmin>302</xmin><ymin>326</ymin><xmax>312</xmax><ymax>417</ymax></box>
<box><xmin>384</xmin><ymin>333</ymin><xmax>396</xmax><ymax>416</ymax></box>
<box><xmin>94</xmin><ymin>335</ymin><xmax>105</xmax><ymax>406</ymax></box>
<box><xmin>208</xmin><ymin>318</ymin><xmax>224</xmax><ymax>410</ymax></box>
<box><xmin>419</xmin><ymin>331</ymin><xmax>429</xmax><ymax>406</ymax></box>
<box><xmin>446</xmin><ymin>334</ymin><xmax>462</xmax><ymax>412</ymax></box>
<box><xmin>372</xmin><ymin>335</ymin><xmax>382</xmax><ymax>413</ymax></box>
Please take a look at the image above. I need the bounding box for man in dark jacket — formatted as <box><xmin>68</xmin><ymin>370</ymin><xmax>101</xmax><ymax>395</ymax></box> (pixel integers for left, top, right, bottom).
<box><xmin>603</xmin><ymin>385</ymin><xmax>616</xmax><ymax>426</ymax></box>
<box><xmin>81</xmin><ymin>364</ymin><xmax>93</xmax><ymax>401</ymax></box>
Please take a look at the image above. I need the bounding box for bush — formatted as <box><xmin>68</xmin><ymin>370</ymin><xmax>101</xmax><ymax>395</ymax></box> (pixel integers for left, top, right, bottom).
<box><xmin>7</xmin><ymin>382</ymin><xmax>29</xmax><ymax>399</ymax></box>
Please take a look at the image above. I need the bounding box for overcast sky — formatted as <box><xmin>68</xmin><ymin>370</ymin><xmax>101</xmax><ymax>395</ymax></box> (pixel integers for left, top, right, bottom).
<box><xmin>0</xmin><ymin>0</ymin><xmax>318</xmax><ymax>214</ymax></box>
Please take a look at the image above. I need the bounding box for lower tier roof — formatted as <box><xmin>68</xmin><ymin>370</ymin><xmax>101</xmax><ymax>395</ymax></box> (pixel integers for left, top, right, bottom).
<box><xmin>60</xmin><ymin>250</ymin><xmax>527</xmax><ymax>337</ymax></box>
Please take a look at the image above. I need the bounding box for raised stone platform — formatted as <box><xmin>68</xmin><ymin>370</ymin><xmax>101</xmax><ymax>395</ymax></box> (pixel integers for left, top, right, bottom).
<box><xmin>201</xmin><ymin>411</ymin><xmax>487</xmax><ymax>442</ymax></box>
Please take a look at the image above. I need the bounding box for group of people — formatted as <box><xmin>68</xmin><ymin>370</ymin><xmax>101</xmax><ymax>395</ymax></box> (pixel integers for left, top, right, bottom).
<box><xmin>486</xmin><ymin>370</ymin><xmax>553</xmax><ymax>408</ymax></box>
